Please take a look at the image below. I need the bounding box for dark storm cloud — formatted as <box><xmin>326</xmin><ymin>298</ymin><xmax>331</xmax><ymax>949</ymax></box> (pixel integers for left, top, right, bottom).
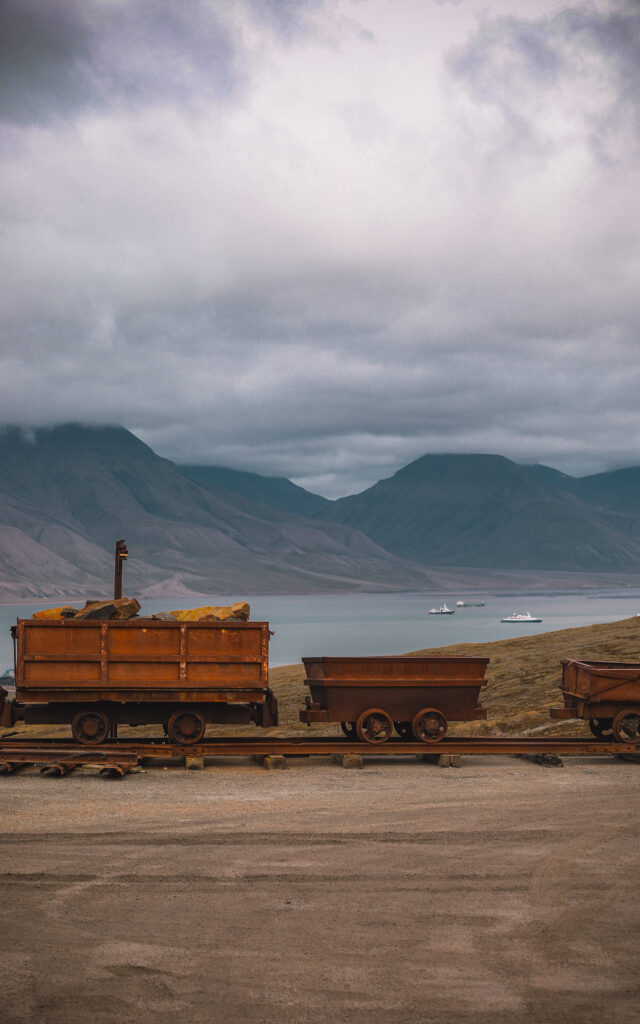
<box><xmin>5</xmin><ymin>260</ymin><xmax>639</xmax><ymax>495</ymax></box>
<box><xmin>0</xmin><ymin>0</ymin><xmax>322</xmax><ymax>124</ymax></box>
<box><xmin>448</xmin><ymin>0</ymin><xmax>640</xmax><ymax>155</ymax></box>
<box><xmin>0</xmin><ymin>0</ymin><xmax>239</xmax><ymax>122</ymax></box>
<box><xmin>1</xmin><ymin>0</ymin><xmax>639</xmax><ymax>496</ymax></box>
<box><xmin>0</xmin><ymin>0</ymin><xmax>86</xmax><ymax>123</ymax></box>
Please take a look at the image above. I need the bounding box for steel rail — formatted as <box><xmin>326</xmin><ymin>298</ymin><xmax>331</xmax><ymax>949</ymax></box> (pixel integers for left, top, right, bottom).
<box><xmin>1</xmin><ymin>733</ymin><xmax>639</xmax><ymax>766</ymax></box>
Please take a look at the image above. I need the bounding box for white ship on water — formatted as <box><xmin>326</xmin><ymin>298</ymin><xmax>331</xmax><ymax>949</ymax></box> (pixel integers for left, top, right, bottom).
<box><xmin>500</xmin><ymin>612</ymin><xmax>542</xmax><ymax>623</ymax></box>
<box><xmin>456</xmin><ymin>600</ymin><xmax>485</xmax><ymax>607</ymax></box>
<box><xmin>429</xmin><ymin>603</ymin><xmax>455</xmax><ymax>615</ymax></box>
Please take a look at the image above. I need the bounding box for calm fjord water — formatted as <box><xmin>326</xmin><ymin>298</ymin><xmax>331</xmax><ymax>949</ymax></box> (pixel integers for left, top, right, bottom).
<box><xmin>1</xmin><ymin>590</ymin><xmax>640</xmax><ymax>673</ymax></box>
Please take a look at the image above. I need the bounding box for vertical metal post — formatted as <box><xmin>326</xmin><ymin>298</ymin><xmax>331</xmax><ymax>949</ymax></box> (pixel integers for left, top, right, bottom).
<box><xmin>11</xmin><ymin>624</ymin><xmax>17</xmax><ymax>681</ymax></box>
<box><xmin>114</xmin><ymin>539</ymin><xmax>128</xmax><ymax>600</ymax></box>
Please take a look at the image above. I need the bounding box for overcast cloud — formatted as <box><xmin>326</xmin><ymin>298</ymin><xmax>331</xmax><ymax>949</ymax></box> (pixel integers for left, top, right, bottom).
<box><xmin>1</xmin><ymin>0</ymin><xmax>639</xmax><ymax>496</ymax></box>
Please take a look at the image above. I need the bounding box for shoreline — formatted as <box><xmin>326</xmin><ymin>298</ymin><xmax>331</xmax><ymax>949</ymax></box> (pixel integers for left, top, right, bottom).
<box><xmin>4</xmin><ymin>576</ymin><xmax>640</xmax><ymax>607</ymax></box>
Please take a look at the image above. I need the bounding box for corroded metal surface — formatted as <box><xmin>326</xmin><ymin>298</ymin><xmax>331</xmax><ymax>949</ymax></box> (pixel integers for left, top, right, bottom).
<box><xmin>550</xmin><ymin>659</ymin><xmax>640</xmax><ymax>734</ymax></box>
<box><xmin>113</xmin><ymin>538</ymin><xmax>128</xmax><ymax>600</ymax></box>
<box><xmin>15</xmin><ymin>618</ymin><xmax>271</xmax><ymax>702</ymax></box>
<box><xmin>0</xmin><ymin>741</ymin><xmax>140</xmax><ymax>776</ymax></box>
<box><xmin>300</xmin><ymin>655</ymin><xmax>489</xmax><ymax>741</ymax></box>
<box><xmin>12</xmin><ymin>617</ymin><xmax>275</xmax><ymax>740</ymax></box>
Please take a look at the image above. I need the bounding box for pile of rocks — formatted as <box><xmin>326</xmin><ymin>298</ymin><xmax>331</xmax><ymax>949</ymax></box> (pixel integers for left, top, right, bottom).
<box><xmin>152</xmin><ymin>601</ymin><xmax>251</xmax><ymax>622</ymax></box>
<box><xmin>32</xmin><ymin>598</ymin><xmax>141</xmax><ymax>621</ymax></box>
<box><xmin>30</xmin><ymin>599</ymin><xmax>250</xmax><ymax>623</ymax></box>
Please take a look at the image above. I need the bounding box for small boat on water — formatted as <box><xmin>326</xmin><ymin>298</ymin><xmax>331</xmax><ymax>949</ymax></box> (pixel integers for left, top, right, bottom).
<box><xmin>429</xmin><ymin>603</ymin><xmax>455</xmax><ymax>615</ymax></box>
<box><xmin>456</xmin><ymin>600</ymin><xmax>485</xmax><ymax>608</ymax></box>
<box><xmin>500</xmin><ymin>612</ymin><xmax>542</xmax><ymax>623</ymax></box>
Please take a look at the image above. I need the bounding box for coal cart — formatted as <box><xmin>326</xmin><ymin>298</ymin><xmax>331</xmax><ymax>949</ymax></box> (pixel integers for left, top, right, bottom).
<box><xmin>11</xmin><ymin>617</ymin><xmax>277</xmax><ymax>744</ymax></box>
<box><xmin>550</xmin><ymin>658</ymin><xmax>640</xmax><ymax>742</ymax></box>
<box><xmin>299</xmin><ymin>655</ymin><xmax>489</xmax><ymax>743</ymax></box>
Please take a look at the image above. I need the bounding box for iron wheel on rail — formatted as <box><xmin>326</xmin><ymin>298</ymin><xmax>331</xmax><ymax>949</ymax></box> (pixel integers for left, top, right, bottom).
<box><xmin>356</xmin><ymin>708</ymin><xmax>393</xmax><ymax>744</ymax></box>
<box><xmin>588</xmin><ymin>717</ymin><xmax>614</xmax><ymax>740</ymax></box>
<box><xmin>412</xmin><ymin>707</ymin><xmax>447</xmax><ymax>743</ymax></box>
<box><xmin>72</xmin><ymin>709</ymin><xmax>110</xmax><ymax>745</ymax></box>
<box><xmin>167</xmin><ymin>710</ymin><xmax>206</xmax><ymax>745</ymax></box>
<box><xmin>612</xmin><ymin>709</ymin><xmax>640</xmax><ymax>743</ymax></box>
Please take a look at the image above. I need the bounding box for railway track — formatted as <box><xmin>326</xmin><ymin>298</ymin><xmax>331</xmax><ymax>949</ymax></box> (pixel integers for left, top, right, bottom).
<box><xmin>1</xmin><ymin>733</ymin><xmax>638</xmax><ymax>776</ymax></box>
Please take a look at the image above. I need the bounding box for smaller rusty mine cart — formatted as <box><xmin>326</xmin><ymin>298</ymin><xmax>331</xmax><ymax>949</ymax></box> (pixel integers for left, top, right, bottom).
<box><xmin>12</xmin><ymin>618</ymin><xmax>278</xmax><ymax>745</ymax></box>
<box><xmin>550</xmin><ymin>658</ymin><xmax>640</xmax><ymax>742</ymax></box>
<box><xmin>299</xmin><ymin>655</ymin><xmax>489</xmax><ymax>743</ymax></box>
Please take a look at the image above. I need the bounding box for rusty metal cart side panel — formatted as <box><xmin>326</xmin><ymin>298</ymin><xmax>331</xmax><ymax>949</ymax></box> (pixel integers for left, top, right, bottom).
<box><xmin>551</xmin><ymin>658</ymin><xmax>640</xmax><ymax>720</ymax></box>
<box><xmin>302</xmin><ymin>656</ymin><xmax>489</xmax><ymax>681</ymax></box>
<box><xmin>15</xmin><ymin>619</ymin><xmax>271</xmax><ymax>704</ymax></box>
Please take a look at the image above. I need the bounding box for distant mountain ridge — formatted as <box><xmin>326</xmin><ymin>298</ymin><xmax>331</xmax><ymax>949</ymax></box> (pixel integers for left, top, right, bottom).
<box><xmin>524</xmin><ymin>462</ymin><xmax>640</xmax><ymax>514</ymax></box>
<box><xmin>179</xmin><ymin>464</ymin><xmax>329</xmax><ymax>518</ymax></box>
<box><xmin>313</xmin><ymin>452</ymin><xmax>640</xmax><ymax>572</ymax></box>
<box><xmin>1</xmin><ymin>424</ymin><xmax>640</xmax><ymax>599</ymax></box>
<box><xmin>0</xmin><ymin>424</ymin><xmax>435</xmax><ymax>599</ymax></box>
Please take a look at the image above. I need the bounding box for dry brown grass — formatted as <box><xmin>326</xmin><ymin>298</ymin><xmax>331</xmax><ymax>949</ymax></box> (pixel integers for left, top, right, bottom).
<box><xmin>3</xmin><ymin>616</ymin><xmax>639</xmax><ymax>741</ymax></box>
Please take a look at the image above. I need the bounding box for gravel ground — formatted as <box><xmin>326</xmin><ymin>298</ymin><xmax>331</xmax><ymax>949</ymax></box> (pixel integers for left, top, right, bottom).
<box><xmin>1</xmin><ymin>754</ymin><xmax>639</xmax><ymax>1024</ymax></box>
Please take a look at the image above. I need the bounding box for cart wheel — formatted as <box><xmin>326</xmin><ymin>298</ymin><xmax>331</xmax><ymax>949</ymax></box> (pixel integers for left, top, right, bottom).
<box><xmin>356</xmin><ymin>708</ymin><xmax>393</xmax><ymax>744</ymax></box>
<box><xmin>412</xmin><ymin>707</ymin><xmax>447</xmax><ymax>743</ymax></box>
<box><xmin>340</xmin><ymin>721</ymin><xmax>357</xmax><ymax>739</ymax></box>
<box><xmin>167</xmin><ymin>710</ymin><xmax>206</xmax><ymax>745</ymax></box>
<box><xmin>72</xmin><ymin>709</ymin><xmax>110</xmax><ymax>746</ymax></box>
<box><xmin>588</xmin><ymin>717</ymin><xmax>614</xmax><ymax>740</ymax></box>
<box><xmin>394</xmin><ymin>721</ymin><xmax>412</xmax><ymax>739</ymax></box>
<box><xmin>612</xmin><ymin>709</ymin><xmax>640</xmax><ymax>743</ymax></box>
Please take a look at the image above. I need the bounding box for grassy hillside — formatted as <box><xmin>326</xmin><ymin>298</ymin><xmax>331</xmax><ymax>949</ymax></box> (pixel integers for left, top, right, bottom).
<box><xmin>269</xmin><ymin>615</ymin><xmax>640</xmax><ymax>736</ymax></box>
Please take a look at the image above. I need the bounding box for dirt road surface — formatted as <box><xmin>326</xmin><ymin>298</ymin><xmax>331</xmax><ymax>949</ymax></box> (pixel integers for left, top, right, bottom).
<box><xmin>1</xmin><ymin>754</ymin><xmax>638</xmax><ymax>1024</ymax></box>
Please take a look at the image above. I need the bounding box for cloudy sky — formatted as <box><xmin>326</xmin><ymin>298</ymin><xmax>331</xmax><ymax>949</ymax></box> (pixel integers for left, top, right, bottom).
<box><xmin>1</xmin><ymin>0</ymin><xmax>639</xmax><ymax>496</ymax></box>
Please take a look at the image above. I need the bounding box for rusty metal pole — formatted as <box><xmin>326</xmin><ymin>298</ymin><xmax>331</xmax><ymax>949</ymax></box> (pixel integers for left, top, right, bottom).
<box><xmin>114</xmin><ymin>539</ymin><xmax>128</xmax><ymax>600</ymax></box>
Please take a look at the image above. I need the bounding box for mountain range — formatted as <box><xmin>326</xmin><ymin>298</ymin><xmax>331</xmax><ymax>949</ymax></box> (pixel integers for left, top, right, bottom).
<box><xmin>318</xmin><ymin>453</ymin><xmax>640</xmax><ymax>572</ymax></box>
<box><xmin>0</xmin><ymin>425</ymin><xmax>433</xmax><ymax>599</ymax></box>
<box><xmin>1</xmin><ymin>424</ymin><xmax>639</xmax><ymax>600</ymax></box>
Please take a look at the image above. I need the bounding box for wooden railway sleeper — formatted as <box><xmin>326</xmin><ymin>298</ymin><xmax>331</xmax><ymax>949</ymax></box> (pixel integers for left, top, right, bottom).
<box><xmin>0</xmin><ymin>760</ymin><xmax>29</xmax><ymax>774</ymax></box>
<box><xmin>100</xmin><ymin>762</ymin><xmax>136</xmax><ymax>777</ymax></box>
<box><xmin>39</xmin><ymin>762</ymin><xmax>78</xmax><ymax>776</ymax></box>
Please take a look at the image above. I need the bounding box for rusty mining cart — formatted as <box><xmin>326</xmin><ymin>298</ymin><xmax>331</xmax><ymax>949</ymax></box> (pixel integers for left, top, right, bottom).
<box><xmin>550</xmin><ymin>658</ymin><xmax>640</xmax><ymax>742</ymax></box>
<box><xmin>8</xmin><ymin>616</ymin><xmax>278</xmax><ymax>745</ymax></box>
<box><xmin>299</xmin><ymin>655</ymin><xmax>489</xmax><ymax>743</ymax></box>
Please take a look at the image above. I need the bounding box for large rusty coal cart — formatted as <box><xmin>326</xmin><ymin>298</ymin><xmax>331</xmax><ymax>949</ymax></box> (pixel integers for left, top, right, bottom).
<box><xmin>550</xmin><ymin>658</ymin><xmax>640</xmax><ymax>742</ymax></box>
<box><xmin>299</xmin><ymin>655</ymin><xmax>489</xmax><ymax>743</ymax></box>
<box><xmin>10</xmin><ymin>617</ymin><xmax>277</xmax><ymax>744</ymax></box>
